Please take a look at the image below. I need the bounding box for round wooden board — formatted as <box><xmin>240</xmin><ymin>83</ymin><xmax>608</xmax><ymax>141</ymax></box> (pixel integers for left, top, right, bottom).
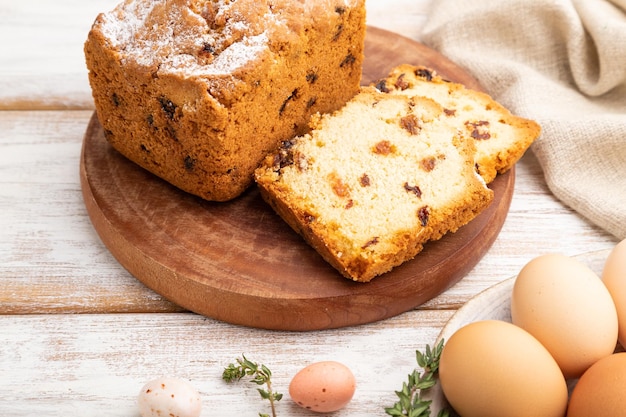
<box><xmin>80</xmin><ymin>27</ymin><xmax>515</xmax><ymax>331</ymax></box>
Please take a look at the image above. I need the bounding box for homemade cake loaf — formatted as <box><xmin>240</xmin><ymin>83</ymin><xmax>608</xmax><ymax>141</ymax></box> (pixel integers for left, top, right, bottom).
<box><xmin>255</xmin><ymin>87</ymin><xmax>494</xmax><ymax>282</ymax></box>
<box><xmin>374</xmin><ymin>64</ymin><xmax>541</xmax><ymax>183</ymax></box>
<box><xmin>84</xmin><ymin>0</ymin><xmax>366</xmax><ymax>201</ymax></box>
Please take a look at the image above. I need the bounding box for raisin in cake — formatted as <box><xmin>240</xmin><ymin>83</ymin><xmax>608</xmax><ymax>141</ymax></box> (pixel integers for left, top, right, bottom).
<box><xmin>254</xmin><ymin>87</ymin><xmax>494</xmax><ymax>282</ymax></box>
<box><xmin>84</xmin><ymin>0</ymin><xmax>366</xmax><ymax>201</ymax></box>
<box><xmin>375</xmin><ymin>64</ymin><xmax>541</xmax><ymax>183</ymax></box>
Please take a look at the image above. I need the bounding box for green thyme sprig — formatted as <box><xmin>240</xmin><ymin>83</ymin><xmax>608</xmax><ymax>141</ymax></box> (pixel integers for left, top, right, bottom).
<box><xmin>384</xmin><ymin>339</ymin><xmax>450</xmax><ymax>417</ymax></box>
<box><xmin>222</xmin><ymin>354</ymin><xmax>283</xmax><ymax>417</ymax></box>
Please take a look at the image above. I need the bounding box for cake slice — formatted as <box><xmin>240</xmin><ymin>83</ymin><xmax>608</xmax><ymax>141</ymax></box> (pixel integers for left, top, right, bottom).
<box><xmin>254</xmin><ymin>87</ymin><xmax>494</xmax><ymax>282</ymax></box>
<box><xmin>84</xmin><ymin>0</ymin><xmax>366</xmax><ymax>201</ymax></box>
<box><xmin>374</xmin><ymin>64</ymin><xmax>541</xmax><ymax>183</ymax></box>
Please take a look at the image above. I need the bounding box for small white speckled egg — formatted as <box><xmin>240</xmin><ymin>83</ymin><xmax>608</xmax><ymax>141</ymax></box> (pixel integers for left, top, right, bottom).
<box><xmin>138</xmin><ymin>377</ymin><xmax>202</xmax><ymax>417</ymax></box>
<box><xmin>289</xmin><ymin>361</ymin><xmax>356</xmax><ymax>413</ymax></box>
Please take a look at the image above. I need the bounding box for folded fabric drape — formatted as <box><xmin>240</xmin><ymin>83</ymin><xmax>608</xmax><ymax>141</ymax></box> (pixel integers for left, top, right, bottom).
<box><xmin>421</xmin><ymin>0</ymin><xmax>626</xmax><ymax>239</ymax></box>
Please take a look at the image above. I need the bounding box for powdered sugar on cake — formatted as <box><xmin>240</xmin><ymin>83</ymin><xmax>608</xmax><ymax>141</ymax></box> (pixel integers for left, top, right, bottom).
<box><xmin>98</xmin><ymin>0</ymin><xmax>284</xmax><ymax>76</ymax></box>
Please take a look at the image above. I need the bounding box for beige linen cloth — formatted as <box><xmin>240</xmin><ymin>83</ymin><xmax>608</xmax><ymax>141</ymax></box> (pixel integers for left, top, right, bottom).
<box><xmin>421</xmin><ymin>0</ymin><xmax>626</xmax><ymax>240</ymax></box>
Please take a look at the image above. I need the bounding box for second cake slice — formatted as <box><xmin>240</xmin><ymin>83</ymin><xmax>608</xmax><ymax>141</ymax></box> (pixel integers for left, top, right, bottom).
<box><xmin>255</xmin><ymin>87</ymin><xmax>494</xmax><ymax>282</ymax></box>
<box><xmin>374</xmin><ymin>64</ymin><xmax>541</xmax><ymax>184</ymax></box>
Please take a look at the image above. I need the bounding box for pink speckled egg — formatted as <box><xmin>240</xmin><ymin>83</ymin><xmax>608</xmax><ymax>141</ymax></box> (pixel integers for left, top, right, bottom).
<box><xmin>289</xmin><ymin>361</ymin><xmax>356</xmax><ymax>413</ymax></box>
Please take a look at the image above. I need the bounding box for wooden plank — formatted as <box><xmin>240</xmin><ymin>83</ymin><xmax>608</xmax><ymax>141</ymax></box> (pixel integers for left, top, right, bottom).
<box><xmin>0</xmin><ymin>1</ymin><xmax>620</xmax><ymax>416</ymax></box>
<box><xmin>0</xmin><ymin>0</ymin><xmax>119</xmax><ymax>110</ymax></box>
<box><xmin>0</xmin><ymin>310</ymin><xmax>452</xmax><ymax>417</ymax></box>
<box><xmin>0</xmin><ymin>110</ymin><xmax>183</xmax><ymax>313</ymax></box>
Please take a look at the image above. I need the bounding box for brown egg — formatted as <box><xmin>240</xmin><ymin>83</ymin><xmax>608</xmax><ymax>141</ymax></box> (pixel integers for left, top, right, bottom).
<box><xmin>439</xmin><ymin>320</ymin><xmax>568</xmax><ymax>417</ymax></box>
<box><xmin>602</xmin><ymin>239</ymin><xmax>626</xmax><ymax>347</ymax></box>
<box><xmin>511</xmin><ymin>253</ymin><xmax>618</xmax><ymax>378</ymax></box>
<box><xmin>289</xmin><ymin>361</ymin><xmax>356</xmax><ymax>413</ymax></box>
<box><xmin>567</xmin><ymin>352</ymin><xmax>626</xmax><ymax>417</ymax></box>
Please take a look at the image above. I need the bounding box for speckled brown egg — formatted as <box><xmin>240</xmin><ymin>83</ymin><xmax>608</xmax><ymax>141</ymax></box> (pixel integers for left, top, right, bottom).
<box><xmin>289</xmin><ymin>361</ymin><xmax>356</xmax><ymax>413</ymax></box>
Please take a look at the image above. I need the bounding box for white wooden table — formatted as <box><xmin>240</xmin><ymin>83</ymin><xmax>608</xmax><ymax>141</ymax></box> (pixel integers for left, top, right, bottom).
<box><xmin>0</xmin><ymin>1</ymin><xmax>619</xmax><ymax>416</ymax></box>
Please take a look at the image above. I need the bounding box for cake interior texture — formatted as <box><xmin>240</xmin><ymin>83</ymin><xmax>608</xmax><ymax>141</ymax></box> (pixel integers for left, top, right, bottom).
<box><xmin>255</xmin><ymin>88</ymin><xmax>494</xmax><ymax>282</ymax></box>
<box><xmin>84</xmin><ymin>0</ymin><xmax>366</xmax><ymax>201</ymax></box>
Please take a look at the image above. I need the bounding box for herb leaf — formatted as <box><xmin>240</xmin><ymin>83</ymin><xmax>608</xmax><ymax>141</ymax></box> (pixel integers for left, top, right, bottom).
<box><xmin>223</xmin><ymin>354</ymin><xmax>282</xmax><ymax>417</ymax></box>
<box><xmin>384</xmin><ymin>339</ymin><xmax>449</xmax><ymax>417</ymax></box>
